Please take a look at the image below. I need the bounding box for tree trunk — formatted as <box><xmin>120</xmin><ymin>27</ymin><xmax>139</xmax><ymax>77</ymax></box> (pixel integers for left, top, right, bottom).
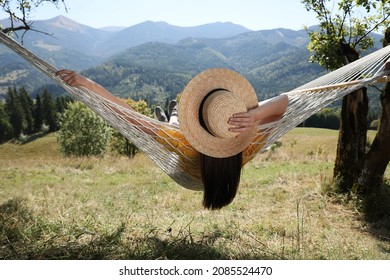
<box><xmin>355</xmin><ymin>27</ymin><xmax>390</xmax><ymax>193</ymax></box>
<box><xmin>333</xmin><ymin>88</ymin><xmax>368</xmax><ymax>192</ymax></box>
<box><xmin>332</xmin><ymin>43</ymin><xmax>369</xmax><ymax>193</ymax></box>
<box><xmin>357</xmin><ymin>84</ymin><xmax>390</xmax><ymax>193</ymax></box>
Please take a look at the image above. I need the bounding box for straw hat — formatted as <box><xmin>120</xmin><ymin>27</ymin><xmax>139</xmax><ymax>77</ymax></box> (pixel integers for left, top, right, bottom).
<box><xmin>179</xmin><ymin>68</ymin><xmax>259</xmax><ymax>158</ymax></box>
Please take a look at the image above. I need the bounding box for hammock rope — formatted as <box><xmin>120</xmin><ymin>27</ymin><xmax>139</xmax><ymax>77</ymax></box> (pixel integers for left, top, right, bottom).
<box><xmin>1</xmin><ymin>31</ymin><xmax>389</xmax><ymax>190</ymax></box>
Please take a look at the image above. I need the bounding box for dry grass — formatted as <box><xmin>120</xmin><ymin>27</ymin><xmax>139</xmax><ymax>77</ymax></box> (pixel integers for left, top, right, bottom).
<box><xmin>0</xmin><ymin>128</ymin><xmax>389</xmax><ymax>260</ymax></box>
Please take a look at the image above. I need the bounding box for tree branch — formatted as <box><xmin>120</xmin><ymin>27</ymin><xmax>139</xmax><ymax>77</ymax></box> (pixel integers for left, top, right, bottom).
<box><xmin>1</xmin><ymin>0</ymin><xmax>61</xmax><ymax>42</ymax></box>
<box><xmin>355</xmin><ymin>14</ymin><xmax>390</xmax><ymax>46</ymax></box>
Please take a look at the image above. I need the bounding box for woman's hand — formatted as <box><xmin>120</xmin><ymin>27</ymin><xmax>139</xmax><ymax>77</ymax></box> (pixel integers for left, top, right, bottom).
<box><xmin>228</xmin><ymin>109</ymin><xmax>258</xmax><ymax>133</ymax></box>
<box><xmin>56</xmin><ymin>70</ymin><xmax>94</xmax><ymax>90</ymax></box>
<box><xmin>227</xmin><ymin>94</ymin><xmax>289</xmax><ymax>134</ymax></box>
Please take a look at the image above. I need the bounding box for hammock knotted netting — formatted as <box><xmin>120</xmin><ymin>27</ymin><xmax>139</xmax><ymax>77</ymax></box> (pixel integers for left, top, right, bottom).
<box><xmin>1</xmin><ymin>31</ymin><xmax>389</xmax><ymax>190</ymax></box>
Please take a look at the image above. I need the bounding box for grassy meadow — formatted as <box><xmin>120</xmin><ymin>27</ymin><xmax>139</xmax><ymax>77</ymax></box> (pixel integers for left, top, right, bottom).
<box><xmin>0</xmin><ymin>128</ymin><xmax>389</xmax><ymax>260</ymax></box>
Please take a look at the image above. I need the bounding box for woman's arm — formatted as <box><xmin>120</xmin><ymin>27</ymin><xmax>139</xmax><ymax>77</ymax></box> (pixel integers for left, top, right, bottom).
<box><xmin>56</xmin><ymin>70</ymin><xmax>133</xmax><ymax>110</ymax></box>
<box><xmin>228</xmin><ymin>94</ymin><xmax>288</xmax><ymax>133</ymax></box>
<box><xmin>56</xmin><ymin>70</ymin><xmax>158</xmax><ymax>136</ymax></box>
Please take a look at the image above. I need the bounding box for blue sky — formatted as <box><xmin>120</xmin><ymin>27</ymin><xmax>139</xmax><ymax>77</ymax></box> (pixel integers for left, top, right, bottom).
<box><xmin>1</xmin><ymin>0</ymin><xmax>319</xmax><ymax>31</ymax></box>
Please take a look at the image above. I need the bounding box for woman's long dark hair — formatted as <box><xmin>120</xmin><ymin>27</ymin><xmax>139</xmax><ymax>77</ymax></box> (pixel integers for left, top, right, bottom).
<box><xmin>198</xmin><ymin>90</ymin><xmax>243</xmax><ymax>209</ymax></box>
<box><xmin>200</xmin><ymin>152</ymin><xmax>243</xmax><ymax>210</ymax></box>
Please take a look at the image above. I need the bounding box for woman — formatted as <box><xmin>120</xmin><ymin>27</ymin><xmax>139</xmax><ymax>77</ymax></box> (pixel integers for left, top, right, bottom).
<box><xmin>56</xmin><ymin>69</ymin><xmax>288</xmax><ymax>210</ymax></box>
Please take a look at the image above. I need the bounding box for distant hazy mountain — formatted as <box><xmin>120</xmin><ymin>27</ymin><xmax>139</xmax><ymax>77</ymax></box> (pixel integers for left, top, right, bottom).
<box><xmin>1</xmin><ymin>16</ymin><xmax>251</xmax><ymax>60</ymax></box>
<box><xmin>99</xmin><ymin>26</ymin><xmax>127</xmax><ymax>32</ymax></box>
<box><xmin>1</xmin><ymin>16</ymin><xmax>113</xmax><ymax>69</ymax></box>
<box><xmin>99</xmin><ymin>20</ymin><xmax>251</xmax><ymax>55</ymax></box>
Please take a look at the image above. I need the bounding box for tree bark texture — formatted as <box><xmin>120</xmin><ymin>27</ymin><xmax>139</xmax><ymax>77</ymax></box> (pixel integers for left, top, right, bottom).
<box><xmin>333</xmin><ymin>88</ymin><xmax>368</xmax><ymax>192</ymax></box>
<box><xmin>357</xmin><ymin>84</ymin><xmax>390</xmax><ymax>192</ymax></box>
<box><xmin>333</xmin><ymin>43</ymin><xmax>368</xmax><ymax>192</ymax></box>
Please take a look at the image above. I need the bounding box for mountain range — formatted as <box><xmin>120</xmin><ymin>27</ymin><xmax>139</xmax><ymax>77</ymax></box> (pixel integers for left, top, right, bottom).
<box><xmin>0</xmin><ymin>16</ymin><xmax>252</xmax><ymax>67</ymax></box>
<box><xmin>0</xmin><ymin>16</ymin><xmax>385</xmax><ymax>107</ymax></box>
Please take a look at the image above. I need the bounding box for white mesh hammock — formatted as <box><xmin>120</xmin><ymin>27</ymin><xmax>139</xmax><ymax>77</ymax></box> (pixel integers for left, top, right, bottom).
<box><xmin>1</xmin><ymin>31</ymin><xmax>389</xmax><ymax>191</ymax></box>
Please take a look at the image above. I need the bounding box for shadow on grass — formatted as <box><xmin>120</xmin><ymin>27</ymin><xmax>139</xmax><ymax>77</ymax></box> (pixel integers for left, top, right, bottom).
<box><xmin>361</xmin><ymin>182</ymin><xmax>390</xmax><ymax>242</ymax></box>
<box><xmin>6</xmin><ymin>132</ymin><xmax>49</xmax><ymax>146</ymax></box>
<box><xmin>20</xmin><ymin>132</ymin><xmax>50</xmax><ymax>145</ymax></box>
<box><xmin>0</xmin><ymin>198</ymin><xmax>274</xmax><ymax>260</ymax></box>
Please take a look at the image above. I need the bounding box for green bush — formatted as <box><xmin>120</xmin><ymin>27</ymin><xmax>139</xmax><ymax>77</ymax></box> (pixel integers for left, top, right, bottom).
<box><xmin>57</xmin><ymin>101</ymin><xmax>111</xmax><ymax>156</ymax></box>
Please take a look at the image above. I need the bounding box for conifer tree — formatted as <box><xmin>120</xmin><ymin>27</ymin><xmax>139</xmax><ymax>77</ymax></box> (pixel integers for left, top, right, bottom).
<box><xmin>0</xmin><ymin>103</ymin><xmax>13</xmax><ymax>142</ymax></box>
<box><xmin>41</xmin><ymin>89</ymin><xmax>58</xmax><ymax>132</ymax></box>
<box><xmin>18</xmin><ymin>87</ymin><xmax>35</xmax><ymax>134</ymax></box>
<box><xmin>5</xmin><ymin>87</ymin><xmax>25</xmax><ymax>138</ymax></box>
<box><xmin>34</xmin><ymin>94</ymin><xmax>43</xmax><ymax>132</ymax></box>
